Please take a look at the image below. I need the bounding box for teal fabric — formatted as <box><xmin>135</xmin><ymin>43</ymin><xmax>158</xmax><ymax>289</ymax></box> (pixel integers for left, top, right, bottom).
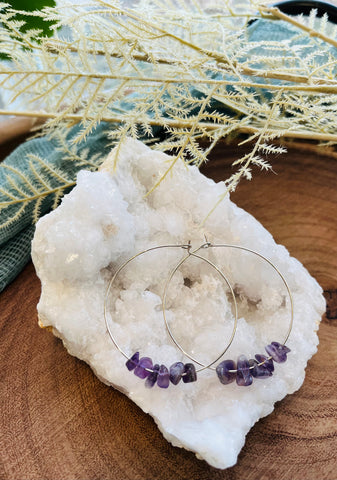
<box><xmin>0</xmin><ymin>18</ymin><xmax>335</xmax><ymax>292</ymax></box>
<box><xmin>0</xmin><ymin>224</ymin><xmax>35</xmax><ymax>291</ymax></box>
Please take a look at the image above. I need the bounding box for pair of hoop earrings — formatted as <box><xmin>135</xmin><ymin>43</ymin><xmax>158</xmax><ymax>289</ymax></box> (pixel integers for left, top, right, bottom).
<box><xmin>104</xmin><ymin>241</ymin><xmax>292</xmax><ymax>389</ymax></box>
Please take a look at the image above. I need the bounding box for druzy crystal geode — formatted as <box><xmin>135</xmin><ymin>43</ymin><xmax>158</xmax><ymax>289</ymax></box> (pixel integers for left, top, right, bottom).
<box><xmin>32</xmin><ymin>138</ymin><xmax>325</xmax><ymax>469</ymax></box>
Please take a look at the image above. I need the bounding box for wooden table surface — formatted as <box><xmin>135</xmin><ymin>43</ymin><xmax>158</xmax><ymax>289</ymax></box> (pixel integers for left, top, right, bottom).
<box><xmin>1</xmin><ymin>137</ymin><xmax>337</xmax><ymax>480</ymax></box>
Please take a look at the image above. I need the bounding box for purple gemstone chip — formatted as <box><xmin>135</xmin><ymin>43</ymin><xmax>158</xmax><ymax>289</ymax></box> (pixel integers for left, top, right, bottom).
<box><xmin>134</xmin><ymin>357</ymin><xmax>153</xmax><ymax>379</ymax></box>
<box><xmin>126</xmin><ymin>351</ymin><xmax>139</xmax><ymax>371</ymax></box>
<box><xmin>169</xmin><ymin>362</ymin><xmax>185</xmax><ymax>385</ymax></box>
<box><xmin>255</xmin><ymin>354</ymin><xmax>274</xmax><ymax>373</ymax></box>
<box><xmin>182</xmin><ymin>363</ymin><xmax>197</xmax><ymax>383</ymax></box>
<box><xmin>157</xmin><ymin>364</ymin><xmax>170</xmax><ymax>388</ymax></box>
<box><xmin>249</xmin><ymin>358</ymin><xmax>272</xmax><ymax>378</ymax></box>
<box><xmin>236</xmin><ymin>355</ymin><xmax>253</xmax><ymax>386</ymax></box>
<box><xmin>265</xmin><ymin>342</ymin><xmax>291</xmax><ymax>363</ymax></box>
<box><xmin>145</xmin><ymin>364</ymin><xmax>160</xmax><ymax>388</ymax></box>
<box><xmin>216</xmin><ymin>359</ymin><xmax>236</xmax><ymax>385</ymax></box>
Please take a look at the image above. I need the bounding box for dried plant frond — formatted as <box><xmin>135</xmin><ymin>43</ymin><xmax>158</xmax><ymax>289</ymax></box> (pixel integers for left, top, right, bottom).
<box><xmin>0</xmin><ymin>0</ymin><xmax>336</xmax><ymax>221</ymax></box>
<box><xmin>0</xmin><ymin>127</ymin><xmax>109</xmax><ymax>235</ymax></box>
<box><xmin>0</xmin><ymin>155</ymin><xmax>74</xmax><ymax>229</ymax></box>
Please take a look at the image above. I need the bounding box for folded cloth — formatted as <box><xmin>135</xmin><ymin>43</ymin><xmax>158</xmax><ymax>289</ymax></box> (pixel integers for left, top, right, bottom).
<box><xmin>0</xmin><ymin>223</ymin><xmax>35</xmax><ymax>292</ymax></box>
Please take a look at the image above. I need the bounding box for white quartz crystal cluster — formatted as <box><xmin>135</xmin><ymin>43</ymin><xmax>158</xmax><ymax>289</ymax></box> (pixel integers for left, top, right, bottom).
<box><xmin>32</xmin><ymin>138</ymin><xmax>325</xmax><ymax>469</ymax></box>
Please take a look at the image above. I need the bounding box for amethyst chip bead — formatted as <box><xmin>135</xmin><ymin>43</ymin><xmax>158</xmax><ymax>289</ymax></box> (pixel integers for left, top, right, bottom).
<box><xmin>126</xmin><ymin>351</ymin><xmax>139</xmax><ymax>371</ymax></box>
<box><xmin>134</xmin><ymin>357</ymin><xmax>153</xmax><ymax>379</ymax></box>
<box><xmin>249</xmin><ymin>358</ymin><xmax>272</xmax><ymax>378</ymax></box>
<box><xmin>236</xmin><ymin>355</ymin><xmax>253</xmax><ymax>386</ymax></box>
<box><xmin>255</xmin><ymin>354</ymin><xmax>274</xmax><ymax>373</ymax></box>
<box><xmin>216</xmin><ymin>359</ymin><xmax>236</xmax><ymax>385</ymax></box>
<box><xmin>145</xmin><ymin>364</ymin><xmax>160</xmax><ymax>388</ymax></box>
<box><xmin>182</xmin><ymin>363</ymin><xmax>197</xmax><ymax>383</ymax></box>
<box><xmin>265</xmin><ymin>342</ymin><xmax>291</xmax><ymax>363</ymax></box>
<box><xmin>157</xmin><ymin>364</ymin><xmax>170</xmax><ymax>388</ymax></box>
<box><xmin>169</xmin><ymin>362</ymin><xmax>185</xmax><ymax>385</ymax></box>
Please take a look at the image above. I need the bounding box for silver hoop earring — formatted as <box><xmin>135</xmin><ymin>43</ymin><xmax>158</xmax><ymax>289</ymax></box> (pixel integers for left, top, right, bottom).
<box><xmin>104</xmin><ymin>241</ymin><xmax>293</xmax><ymax>389</ymax></box>
<box><xmin>162</xmin><ymin>242</ymin><xmax>293</xmax><ymax>387</ymax></box>
<box><xmin>104</xmin><ymin>242</ymin><xmax>238</xmax><ymax>388</ymax></box>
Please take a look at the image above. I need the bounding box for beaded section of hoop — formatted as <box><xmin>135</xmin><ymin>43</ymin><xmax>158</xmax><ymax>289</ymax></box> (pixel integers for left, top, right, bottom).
<box><xmin>105</xmin><ymin>242</ymin><xmax>294</xmax><ymax>389</ymax></box>
<box><xmin>126</xmin><ymin>342</ymin><xmax>290</xmax><ymax>388</ymax></box>
<box><xmin>216</xmin><ymin>341</ymin><xmax>291</xmax><ymax>386</ymax></box>
<box><xmin>126</xmin><ymin>352</ymin><xmax>197</xmax><ymax>388</ymax></box>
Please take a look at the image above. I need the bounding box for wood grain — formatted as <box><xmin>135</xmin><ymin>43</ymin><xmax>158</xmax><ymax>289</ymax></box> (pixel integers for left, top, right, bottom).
<box><xmin>1</xmin><ymin>140</ymin><xmax>337</xmax><ymax>480</ymax></box>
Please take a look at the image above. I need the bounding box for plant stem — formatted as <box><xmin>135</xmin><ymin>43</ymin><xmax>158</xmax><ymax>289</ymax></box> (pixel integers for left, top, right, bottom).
<box><xmin>145</xmin><ymin>85</ymin><xmax>217</xmax><ymax>196</ymax></box>
<box><xmin>260</xmin><ymin>6</ymin><xmax>337</xmax><ymax>49</ymax></box>
<box><xmin>1</xmin><ymin>109</ymin><xmax>337</xmax><ymax>143</ymax></box>
<box><xmin>1</xmin><ymin>69</ymin><xmax>337</xmax><ymax>94</ymax></box>
<box><xmin>201</xmin><ymin>90</ymin><xmax>283</xmax><ymax>225</ymax></box>
<box><xmin>0</xmin><ymin>183</ymin><xmax>76</xmax><ymax>206</ymax></box>
<box><xmin>97</xmin><ymin>0</ymin><xmax>337</xmax><ymax>87</ymax></box>
<box><xmin>45</xmin><ymin>40</ymin><xmax>337</xmax><ymax>87</ymax></box>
